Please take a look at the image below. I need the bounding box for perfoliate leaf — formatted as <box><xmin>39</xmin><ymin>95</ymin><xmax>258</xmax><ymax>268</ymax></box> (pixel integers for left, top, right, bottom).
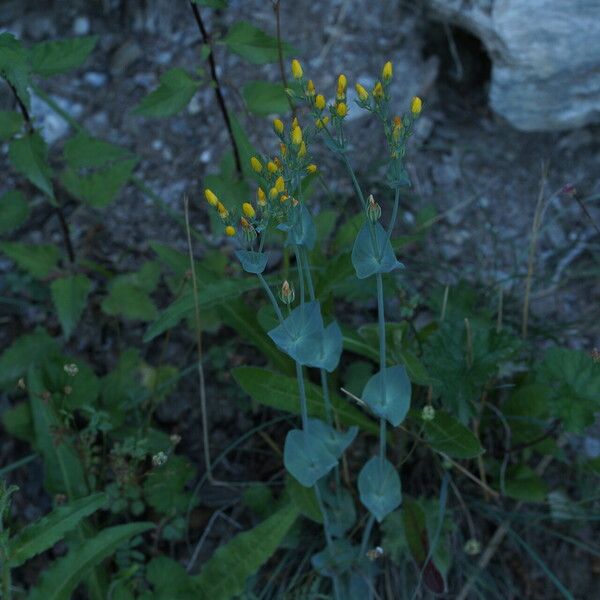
<box><xmin>134</xmin><ymin>68</ymin><xmax>199</xmax><ymax>117</ymax></box>
<box><xmin>319</xmin><ymin>484</ymin><xmax>356</xmax><ymax>537</ymax></box>
<box><xmin>0</xmin><ymin>110</ymin><xmax>24</xmax><ymax>140</ymax></box>
<box><xmin>358</xmin><ymin>456</ymin><xmax>402</xmax><ymax>522</ymax></box>
<box><xmin>8</xmin><ymin>493</ymin><xmax>106</xmax><ymax>567</ymax></box>
<box><xmin>306</xmin><ymin>418</ymin><xmax>357</xmax><ymax>459</ymax></box>
<box><xmin>351</xmin><ymin>222</ymin><xmax>403</xmax><ymax>279</ymax></box>
<box><xmin>9</xmin><ymin>133</ymin><xmax>54</xmax><ymax>199</ymax></box>
<box><xmin>279</xmin><ymin>204</ymin><xmax>316</xmax><ymax>249</ymax></box>
<box><xmin>311</xmin><ymin>539</ymin><xmax>358</xmax><ymax>577</ymax></box>
<box><xmin>27</xmin><ymin>522</ymin><xmax>154</xmax><ymax>600</ymax></box>
<box><xmin>222</xmin><ymin>22</ymin><xmax>294</xmax><ymax>65</ymax></box>
<box><xmin>362</xmin><ymin>365</ymin><xmax>411</xmax><ymax>426</ymax></box>
<box><xmin>50</xmin><ymin>274</ymin><xmax>91</xmax><ymax>338</ymax></box>
<box><xmin>234</xmin><ymin>250</ymin><xmax>268</xmax><ymax>274</ymax></box>
<box><xmin>285</xmin><ymin>476</ymin><xmax>322</xmax><ymax>523</ymax></box>
<box><xmin>192</xmin><ymin>503</ymin><xmax>298</xmax><ymax>599</ymax></box>
<box><xmin>29</xmin><ymin>36</ymin><xmax>98</xmax><ymax>77</ymax></box>
<box><xmin>423</xmin><ymin>411</ymin><xmax>482</xmax><ymax>459</ymax></box>
<box><xmin>242</xmin><ymin>80</ymin><xmax>289</xmax><ymax>116</ymax></box>
<box><xmin>0</xmin><ymin>190</ymin><xmax>29</xmax><ymax>233</ymax></box>
<box><xmin>284</xmin><ymin>427</ymin><xmax>338</xmax><ymax>487</ymax></box>
<box><xmin>0</xmin><ymin>241</ymin><xmax>60</xmax><ymax>279</ymax></box>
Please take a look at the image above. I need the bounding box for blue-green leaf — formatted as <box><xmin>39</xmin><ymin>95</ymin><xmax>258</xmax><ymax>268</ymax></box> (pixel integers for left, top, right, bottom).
<box><xmin>358</xmin><ymin>456</ymin><xmax>402</xmax><ymax>522</ymax></box>
<box><xmin>279</xmin><ymin>205</ymin><xmax>316</xmax><ymax>249</ymax></box>
<box><xmin>311</xmin><ymin>539</ymin><xmax>358</xmax><ymax>577</ymax></box>
<box><xmin>235</xmin><ymin>249</ymin><xmax>268</xmax><ymax>274</ymax></box>
<box><xmin>313</xmin><ymin>321</ymin><xmax>343</xmax><ymax>372</ymax></box>
<box><xmin>320</xmin><ymin>484</ymin><xmax>356</xmax><ymax>537</ymax></box>
<box><xmin>351</xmin><ymin>222</ymin><xmax>403</xmax><ymax>279</ymax></box>
<box><xmin>306</xmin><ymin>418</ymin><xmax>357</xmax><ymax>459</ymax></box>
<box><xmin>284</xmin><ymin>428</ymin><xmax>337</xmax><ymax>487</ymax></box>
<box><xmin>362</xmin><ymin>365</ymin><xmax>411</xmax><ymax>426</ymax></box>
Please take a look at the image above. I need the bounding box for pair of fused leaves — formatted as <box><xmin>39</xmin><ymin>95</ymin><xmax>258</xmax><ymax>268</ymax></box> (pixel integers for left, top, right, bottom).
<box><xmin>361</xmin><ymin>365</ymin><xmax>412</xmax><ymax>426</ymax></box>
<box><xmin>278</xmin><ymin>204</ymin><xmax>317</xmax><ymax>250</ymax></box>
<box><xmin>268</xmin><ymin>301</ymin><xmax>343</xmax><ymax>372</ymax></box>
<box><xmin>351</xmin><ymin>221</ymin><xmax>404</xmax><ymax>279</ymax></box>
<box><xmin>284</xmin><ymin>418</ymin><xmax>358</xmax><ymax>487</ymax></box>
<box><xmin>358</xmin><ymin>456</ymin><xmax>402</xmax><ymax>523</ymax></box>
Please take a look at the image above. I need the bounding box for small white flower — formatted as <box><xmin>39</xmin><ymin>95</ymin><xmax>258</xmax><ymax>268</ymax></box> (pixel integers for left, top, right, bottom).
<box><xmin>464</xmin><ymin>538</ymin><xmax>481</xmax><ymax>556</ymax></box>
<box><xmin>63</xmin><ymin>363</ymin><xmax>79</xmax><ymax>377</ymax></box>
<box><xmin>152</xmin><ymin>451</ymin><xmax>168</xmax><ymax>467</ymax></box>
<box><xmin>421</xmin><ymin>405</ymin><xmax>436</xmax><ymax>421</ymax></box>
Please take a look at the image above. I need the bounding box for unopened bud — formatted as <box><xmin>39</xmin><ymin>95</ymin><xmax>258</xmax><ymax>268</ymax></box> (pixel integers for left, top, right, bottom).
<box><xmin>464</xmin><ymin>539</ymin><xmax>481</xmax><ymax>556</ymax></box>
<box><xmin>366</xmin><ymin>546</ymin><xmax>384</xmax><ymax>561</ymax></box>
<box><xmin>279</xmin><ymin>280</ymin><xmax>295</xmax><ymax>305</ymax></box>
<box><xmin>367</xmin><ymin>194</ymin><xmax>382</xmax><ymax>222</ymax></box>
<box><xmin>64</xmin><ymin>363</ymin><xmax>79</xmax><ymax>377</ymax></box>
<box><xmin>17</xmin><ymin>378</ymin><xmax>26</xmax><ymax>390</ymax></box>
<box><xmin>152</xmin><ymin>452</ymin><xmax>168</xmax><ymax>467</ymax></box>
<box><xmin>64</xmin><ymin>385</ymin><xmax>73</xmax><ymax>396</ymax></box>
<box><xmin>170</xmin><ymin>433</ymin><xmax>181</xmax><ymax>445</ymax></box>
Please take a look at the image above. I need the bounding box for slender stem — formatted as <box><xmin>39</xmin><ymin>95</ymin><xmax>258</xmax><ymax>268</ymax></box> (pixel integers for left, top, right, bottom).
<box><xmin>258</xmin><ymin>274</ymin><xmax>285</xmax><ymax>324</ymax></box>
<box><xmin>2</xmin><ymin>561</ymin><xmax>11</xmax><ymax>600</ymax></box>
<box><xmin>190</xmin><ymin>1</ymin><xmax>242</xmax><ymax>177</ymax></box>
<box><xmin>343</xmin><ymin>155</ymin><xmax>367</xmax><ymax>210</ymax></box>
<box><xmin>376</xmin><ymin>273</ymin><xmax>387</xmax><ymax>460</ymax></box>
<box><xmin>360</xmin><ymin>514</ymin><xmax>376</xmax><ymax>556</ymax></box>
<box><xmin>383</xmin><ymin>186</ymin><xmax>401</xmax><ymax>252</ymax></box>
<box><xmin>294</xmin><ymin>246</ymin><xmax>305</xmax><ymax>307</ymax></box>
<box><xmin>295</xmin><ymin>361</ymin><xmax>309</xmax><ymax>429</ymax></box>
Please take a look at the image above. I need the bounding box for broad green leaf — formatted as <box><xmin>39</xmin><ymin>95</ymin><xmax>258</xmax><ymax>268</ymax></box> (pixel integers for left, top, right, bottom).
<box><xmin>242</xmin><ymin>81</ymin><xmax>289</xmax><ymax>116</ymax></box>
<box><xmin>192</xmin><ymin>0</ymin><xmax>227</xmax><ymax>7</ymax></box>
<box><xmin>9</xmin><ymin>133</ymin><xmax>54</xmax><ymax>199</ymax></box>
<box><xmin>29</xmin><ymin>36</ymin><xmax>98</xmax><ymax>77</ymax></box>
<box><xmin>229</xmin><ymin>112</ymin><xmax>258</xmax><ymax>181</ymax></box>
<box><xmin>0</xmin><ymin>110</ymin><xmax>24</xmax><ymax>139</ymax></box>
<box><xmin>222</xmin><ymin>21</ymin><xmax>294</xmax><ymax>65</ymax></box>
<box><xmin>63</xmin><ymin>133</ymin><xmax>132</xmax><ymax>169</ymax></box>
<box><xmin>0</xmin><ymin>33</ymin><xmax>31</xmax><ymax>110</ymax></box>
<box><xmin>146</xmin><ymin>556</ymin><xmax>195</xmax><ymax>598</ymax></box>
<box><xmin>504</xmin><ymin>465</ymin><xmax>548</xmax><ymax>502</ymax></box>
<box><xmin>102</xmin><ymin>281</ymin><xmax>157</xmax><ymax>321</ymax></box>
<box><xmin>422</xmin><ymin>411</ymin><xmax>482</xmax><ymax>459</ymax></box>
<box><xmin>233</xmin><ymin>366</ymin><xmax>379</xmax><ymax>436</ymax></box>
<box><xmin>8</xmin><ymin>493</ymin><xmax>106</xmax><ymax>567</ymax></box>
<box><xmin>358</xmin><ymin>456</ymin><xmax>401</xmax><ymax>522</ymax></box>
<box><xmin>1</xmin><ymin>401</ymin><xmax>35</xmax><ymax>443</ymax></box>
<box><xmin>0</xmin><ymin>330</ymin><xmax>59</xmax><ymax>388</ymax></box>
<box><xmin>27</xmin><ymin>522</ymin><xmax>154</xmax><ymax>600</ymax></box>
<box><xmin>143</xmin><ymin>455</ymin><xmax>195</xmax><ymax>513</ymax></box>
<box><xmin>134</xmin><ymin>68</ymin><xmax>199</xmax><ymax>117</ymax></box>
<box><xmin>0</xmin><ymin>241</ymin><xmax>60</xmax><ymax>279</ymax></box>
<box><xmin>50</xmin><ymin>274</ymin><xmax>91</xmax><ymax>338</ymax></box>
<box><xmin>62</xmin><ymin>159</ymin><xmax>136</xmax><ymax>208</ymax></box>
<box><xmin>0</xmin><ymin>189</ymin><xmax>29</xmax><ymax>233</ymax></box>
<box><xmin>362</xmin><ymin>365</ymin><xmax>411</xmax><ymax>426</ymax></box>
<box><xmin>192</xmin><ymin>503</ymin><xmax>298</xmax><ymax>598</ymax></box>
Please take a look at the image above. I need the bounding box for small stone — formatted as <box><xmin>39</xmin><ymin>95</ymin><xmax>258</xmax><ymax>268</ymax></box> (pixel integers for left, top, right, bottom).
<box><xmin>84</xmin><ymin>72</ymin><xmax>107</xmax><ymax>88</ymax></box>
<box><xmin>72</xmin><ymin>16</ymin><xmax>90</xmax><ymax>36</ymax></box>
<box><xmin>199</xmin><ymin>149</ymin><xmax>212</xmax><ymax>164</ymax></box>
<box><xmin>187</xmin><ymin>93</ymin><xmax>202</xmax><ymax>115</ymax></box>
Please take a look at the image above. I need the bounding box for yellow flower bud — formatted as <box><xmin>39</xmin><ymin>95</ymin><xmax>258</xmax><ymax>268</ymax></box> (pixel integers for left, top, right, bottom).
<box><xmin>280</xmin><ymin>143</ymin><xmax>287</xmax><ymax>157</ymax></box>
<box><xmin>225</xmin><ymin>225</ymin><xmax>236</xmax><ymax>236</ymax></box>
<box><xmin>273</xmin><ymin>118</ymin><xmax>284</xmax><ymax>135</ymax></box>
<box><xmin>204</xmin><ymin>188</ymin><xmax>218</xmax><ymax>206</ymax></box>
<box><xmin>392</xmin><ymin>115</ymin><xmax>403</xmax><ymax>141</ymax></box>
<box><xmin>273</xmin><ymin>157</ymin><xmax>282</xmax><ymax>170</ymax></box>
<box><xmin>355</xmin><ymin>83</ymin><xmax>369</xmax><ymax>102</ymax></box>
<box><xmin>382</xmin><ymin>61</ymin><xmax>393</xmax><ymax>81</ymax></box>
<box><xmin>315</xmin><ymin>116</ymin><xmax>329</xmax><ymax>129</ymax></box>
<box><xmin>269</xmin><ymin>187</ymin><xmax>279</xmax><ymax>199</ymax></box>
<box><xmin>242</xmin><ymin>202</ymin><xmax>256</xmax><ymax>218</ymax></box>
<box><xmin>291</xmin><ymin>59</ymin><xmax>303</xmax><ymax>79</ymax></box>
<box><xmin>373</xmin><ymin>81</ymin><xmax>384</xmax><ymax>100</ymax></box>
<box><xmin>306</xmin><ymin>164</ymin><xmax>317</xmax><ymax>174</ymax></box>
<box><xmin>250</xmin><ymin>156</ymin><xmax>262</xmax><ymax>173</ymax></box>
<box><xmin>291</xmin><ymin>125</ymin><xmax>303</xmax><ymax>146</ymax></box>
<box><xmin>257</xmin><ymin>187</ymin><xmax>266</xmax><ymax>206</ymax></box>
<box><xmin>336</xmin><ymin>102</ymin><xmax>347</xmax><ymax>118</ymax></box>
<box><xmin>292</xmin><ymin>117</ymin><xmax>299</xmax><ymax>128</ymax></box>
<box><xmin>337</xmin><ymin>74</ymin><xmax>347</xmax><ymax>99</ymax></box>
<box><xmin>216</xmin><ymin>202</ymin><xmax>228</xmax><ymax>218</ymax></box>
<box><xmin>267</xmin><ymin>161</ymin><xmax>278</xmax><ymax>173</ymax></box>
<box><xmin>275</xmin><ymin>175</ymin><xmax>285</xmax><ymax>193</ymax></box>
<box><xmin>298</xmin><ymin>141</ymin><xmax>307</xmax><ymax>157</ymax></box>
<box><xmin>240</xmin><ymin>217</ymin><xmax>250</xmax><ymax>229</ymax></box>
<box><xmin>280</xmin><ymin>194</ymin><xmax>289</xmax><ymax>203</ymax></box>
<box><xmin>411</xmin><ymin>96</ymin><xmax>422</xmax><ymax>115</ymax></box>
<box><xmin>306</xmin><ymin>79</ymin><xmax>316</xmax><ymax>97</ymax></box>
<box><xmin>315</xmin><ymin>94</ymin><xmax>326</xmax><ymax>110</ymax></box>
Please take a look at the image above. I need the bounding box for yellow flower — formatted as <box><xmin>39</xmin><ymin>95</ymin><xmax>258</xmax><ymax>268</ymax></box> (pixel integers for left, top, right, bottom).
<box><xmin>292</xmin><ymin>117</ymin><xmax>299</xmax><ymax>128</ymax></box>
<box><xmin>336</xmin><ymin>102</ymin><xmax>347</xmax><ymax>118</ymax></box>
<box><xmin>382</xmin><ymin>61</ymin><xmax>393</xmax><ymax>81</ymax></box>
<box><xmin>373</xmin><ymin>81</ymin><xmax>384</xmax><ymax>101</ymax></box>
<box><xmin>298</xmin><ymin>141</ymin><xmax>307</xmax><ymax>157</ymax></box>
<box><xmin>274</xmin><ymin>157</ymin><xmax>282</xmax><ymax>170</ymax></box>
<box><xmin>225</xmin><ymin>225</ymin><xmax>236</xmax><ymax>236</ymax></box>
<box><xmin>257</xmin><ymin>187</ymin><xmax>266</xmax><ymax>206</ymax></box>
<box><xmin>355</xmin><ymin>83</ymin><xmax>369</xmax><ymax>102</ymax></box>
<box><xmin>315</xmin><ymin>94</ymin><xmax>326</xmax><ymax>110</ymax></box>
<box><xmin>291</xmin><ymin>59</ymin><xmax>303</xmax><ymax>79</ymax></box>
<box><xmin>411</xmin><ymin>96</ymin><xmax>422</xmax><ymax>115</ymax></box>
<box><xmin>267</xmin><ymin>161</ymin><xmax>278</xmax><ymax>173</ymax></box>
<box><xmin>269</xmin><ymin>187</ymin><xmax>279</xmax><ymax>199</ymax></box>
<box><xmin>306</xmin><ymin>163</ymin><xmax>317</xmax><ymax>174</ymax></box>
<box><xmin>275</xmin><ymin>175</ymin><xmax>285</xmax><ymax>193</ymax></box>
<box><xmin>250</xmin><ymin>156</ymin><xmax>262</xmax><ymax>173</ymax></box>
<box><xmin>337</xmin><ymin>73</ymin><xmax>347</xmax><ymax>99</ymax></box>
<box><xmin>306</xmin><ymin>79</ymin><xmax>315</xmax><ymax>97</ymax></box>
<box><xmin>291</xmin><ymin>125</ymin><xmax>302</xmax><ymax>146</ymax></box>
<box><xmin>273</xmin><ymin>118</ymin><xmax>284</xmax><ymax>135</ymax></box>
<box><xmin>315</xmin><ymin>116</ymin><xmax>329</xmax><ymax>129</ymax></box>
<box><xmin>242</xmin><ymin>202</ymin><xmax>256</xmax><ymax>218</ymax></box>
<box><xmin>204</xmin><ymin>188</ymin><xmax>218</xmax><ymax>207</ymax></box>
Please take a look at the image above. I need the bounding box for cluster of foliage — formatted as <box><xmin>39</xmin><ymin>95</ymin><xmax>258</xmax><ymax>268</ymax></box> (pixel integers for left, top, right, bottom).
<box><xmin>1</xmin><ymin>2</ymin><xmax>599</xmax><ymax>599</ymax></box>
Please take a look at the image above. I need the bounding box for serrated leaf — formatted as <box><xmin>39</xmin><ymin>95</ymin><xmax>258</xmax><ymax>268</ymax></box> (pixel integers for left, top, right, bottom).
<box><xmin>8</xmin><ymin>493</ymin><xmax>106</xmax><ymax>567</ymax></box>
<box><xmin>146</xmin><ymin>556</ymin><xmax>195</xmax><ymax>598</ymax></box>
<box><xmin>362</xmin><ymin>365</ymin><xmax>411</xmax><ymax>426</ymax></box>
<box><xmin>222</xmin><ymin>22</ymin><xmax>294</xmax><ymax>65</ymax></box>
<box><xmin>143</xmin><ymin>455</ymin><xmax>195</xmax><ymax>513</ymax></box>
<box><xmin>63</xmin><ymin>133</ymin><xmax>132</xmax><ymax>169</ymax></box>
<box><xmin>27</xmin><ymin>522</ymin><xmax>153</xmax><ymax>600</ymax></box>
<box><xmin>0</xmin><ymin>110</ymin><xmax>24</xmax><ymax>140</ymax></box>
<box><xmin>134</xmin><ymin>68</ymin><xmax>199</xmax><ymax>117</ymax></box>
<box><xmin>0</xmin><ymin>241</ymin><xmax>60</xmax><ymax>279</ymax></box>
<box><xmin>62</xmin><ymin>159</ymin><xmax>136</xmax><ymax>208</ymax></box>
<box><xmin>351</xmin><ymin>222</ymin><xmax>403</xmax><ymax>279</ymax></box>
<box><xmin>0</xmin><ymin>189</ymin><xmax>29</xmax><ymax>233</ymax></box>
<box><xmin>29</xmin><ymin>36</ymin><xmax>98</xmax><ymax>77</ymax></box>
<box><xmin>358</xmin><ymin>456</ymin><xmax>402</xmax><ymax>522</ymax></box>
<box><xmin>9</xmin><ymin>133</ymin><xmax>54</xmax><ymax>199</ymax></box>
<box><xmin>192</xmin><ymin>503</ymin><xmax>298</xmax><ymax>599</ymax></box>
<box><xmin>0</xmin><ymin>33</ymin><xmax>31</xmax><ymax>111</ymax></box>
<box><xmin>504</xmin><ymin>465</ymin><xmax>548</xmax><ymax>502</ymax></box>
<box><xmin>423</xmin><ymin>411</ymin><xmax>482</xmax><ymax>459</ymax></box>
<box><xmin>50</xmin><ymin>274</ymin><xmax>91</xmax><ymax>338</ymax></box>
<box><xmin>102</xmin><ymin>280</ymin><xmax>157</xmax><ymax>321</ymax></box>
<box><xmin>242</xmin><ymin>80</ymin><xmax>289</xmax><ymax>116</ymax></box>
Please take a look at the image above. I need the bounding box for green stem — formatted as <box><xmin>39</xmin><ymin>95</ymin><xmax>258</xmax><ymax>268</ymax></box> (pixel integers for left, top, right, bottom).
<box><xmin>294</xmin><ymin>247</ymin><xmax>305</xmax><ymax>308</ymax></box>
<box><xmin>383</xmin><ymin>186</ymin><xmax>401</xmax><ymax>253</ymax></box>
<box><xmin>2</xmin><ymin>561</ymin><xmax>11</xmax><ymax>600</ymax></box>
<box><xmin>257</xmin><ymin>274</ymin><xmax>285</xmax><ymax>324</ymax></box>
<box><xmin>343</xmin><ymin>155</ymin><xmax>367</xmax><ymax>210</ymax></box>
<box><xmin>360</xmin><ymin>514</ymin><xmax>376</xmax><ymax>556</ymax></box>
<box><xmin>295</xmin><ymin>361</ymin><xmax>309</xmax><ymax>429</ymax></box>
<box><xmin>376</xmin><ymin>273</ymin><xmax>387</xmax><ymax>461</ymax></box>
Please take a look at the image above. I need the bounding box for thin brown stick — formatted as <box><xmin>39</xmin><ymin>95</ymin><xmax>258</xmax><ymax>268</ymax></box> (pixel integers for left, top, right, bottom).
<box><xmin>189</xmin><ymin>1</ymin><xmax>242</xmax><ymax>177</ymax></box>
